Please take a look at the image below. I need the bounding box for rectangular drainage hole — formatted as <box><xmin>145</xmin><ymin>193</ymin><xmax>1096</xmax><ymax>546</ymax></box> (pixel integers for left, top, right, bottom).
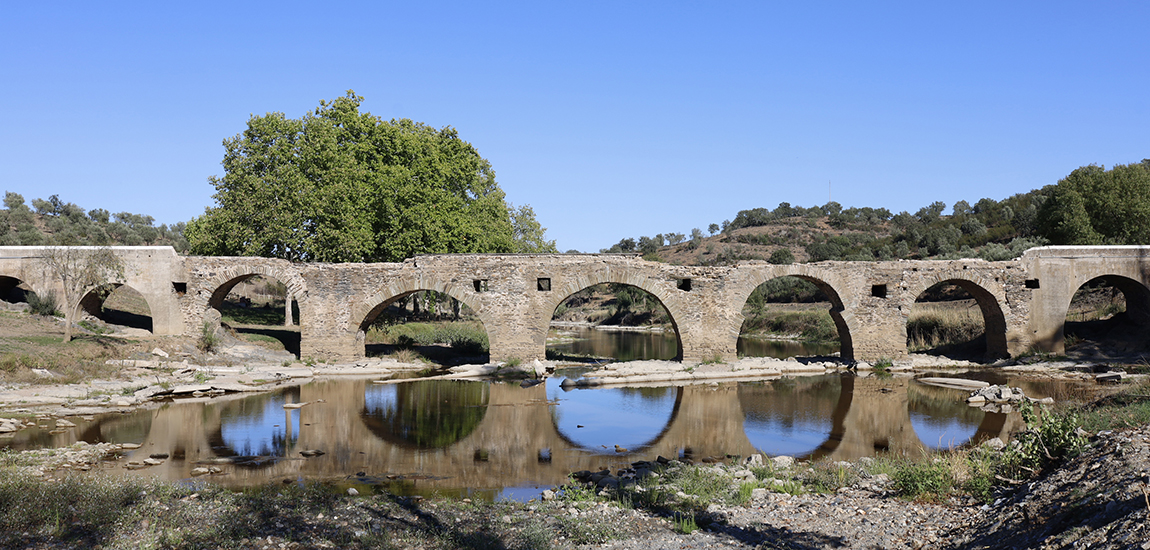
<box><xmin>678</xmin><ymin>278</ymin><xmax>692</xmax><ymax>291</ymax></box>
<box><xmin>871</xmin><ymin>284</ymin><xmax>887</xmax><ymax>298</ymax></box>
<box><xmin>537</xmin><ymin>278</ymin><xmax>551</xmax><ymax>291</ymax></box>
<box><xmin>473</xmin><ymin>279</ymin><xmax>489</xmax><ymax>292</ymax></box>
<box><xmin>1025</xmin><ymin>279</ymin><xmax>1040</xmax><ymax>289</ymax></box>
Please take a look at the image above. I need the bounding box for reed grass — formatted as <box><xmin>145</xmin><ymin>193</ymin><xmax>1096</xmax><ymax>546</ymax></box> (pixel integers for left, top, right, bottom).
<box><xmin>906</xmin><ymin>304</ymin><xmax>984</xmax><ymax>351</ymax></box>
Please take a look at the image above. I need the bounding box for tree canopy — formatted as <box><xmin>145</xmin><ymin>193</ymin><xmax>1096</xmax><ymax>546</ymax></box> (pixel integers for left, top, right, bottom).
<box><xmin>1036</xmin><ymin>161</ymin><xmax>1150</xmax><ymax>245</ymax></box>
<box><xmin>187</xmin><ymin>92</ymin><xmax>543</xmax><ymax>262</ymax></box>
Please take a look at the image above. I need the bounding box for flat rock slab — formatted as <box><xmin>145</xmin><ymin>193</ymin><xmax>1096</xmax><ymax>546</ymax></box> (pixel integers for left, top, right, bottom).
<box><xmin>170</xmin><ymin>384</ymin><xmax>213</xmax><ymax>395</ymax></box>
<box><xmin>916</xmin><ymin>377</ymin><xmax>991</xmax><ymax>391</ymax></box>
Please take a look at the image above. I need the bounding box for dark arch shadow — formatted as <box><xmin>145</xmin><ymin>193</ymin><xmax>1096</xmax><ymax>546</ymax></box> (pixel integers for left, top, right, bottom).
<box><xmin>1062</xmin><ymin>274</ymin><xmax>1150</xmax><ymax>356</ymax></box>
<box><xmin>79</xmin><ymin>283</ymin><xmax>153</xmax><ymax>332</ymax></box>
<box><xmin>208</xmin><ymin>273</ymin><xmax>302</xmax><ymax>357</ymax></box>
<box><xmin>549</xmin><ymin>283</ymin><xmax>683</xmax><ymax>362</ymax></box>
<box><xmin>360</xmin><ymin>380</ymin><xmax>490</xmax><ymax>450</ymax></box>
<box><xmin>0</xmin><ymin>275</ymin><xmax>34</xmax><ymax>304</ymax></box>
<box><xmin>908</xmin><ymin>279</ymin><xmax>1008</xmax><ymax>360</ymax></box>
<box><xmin>549</xmin><ymin>385</ymin><xmax>684</xmax><ymax>455</ymax></box>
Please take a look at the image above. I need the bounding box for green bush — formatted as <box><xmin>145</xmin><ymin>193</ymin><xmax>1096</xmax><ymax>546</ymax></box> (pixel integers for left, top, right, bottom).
<box><xmin>26</xmin><ymin>291</ymin><xmax>59</xmax><ymax>317</ymax></box>
<box><xmin>198</xmin><ymin>321</ymin><xmax>219</xmax><ymax>352</ymax></box>
<box><xmin>892</xmin><ymin>459</ymin><xmax>954</xmax><ymax>499</ymax></box>
<box><xmin>998</xmin><ymin>401</ymin><xmax>1087</xmax><ymax>482</ymax></box>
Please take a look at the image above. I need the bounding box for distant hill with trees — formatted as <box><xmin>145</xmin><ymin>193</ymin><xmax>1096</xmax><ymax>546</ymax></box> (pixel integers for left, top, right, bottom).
<box><xmin>601</xmin><ymin>159</ymin><xmax>1150</xmax><ymax>265</ymax></box>
<box><xmin>0</xmin><ymin>192</ymin><xmax>187</xmax><ymax>250</ymax></box>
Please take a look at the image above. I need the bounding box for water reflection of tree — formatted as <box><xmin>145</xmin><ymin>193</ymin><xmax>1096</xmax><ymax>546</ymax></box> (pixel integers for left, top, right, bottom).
<box><xmin>738</xmin><ymin>376</ymin><xmax>842</xmax><ymax>425</ymax></box>
<box><xmin>363</xmin><ymin>381</ymin><xmax>489</xmax><ymax>449</ymax></box>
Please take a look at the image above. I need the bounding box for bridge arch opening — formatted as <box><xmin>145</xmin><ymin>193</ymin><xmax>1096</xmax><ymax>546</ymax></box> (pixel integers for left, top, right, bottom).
<box><xmin>361</xmin><ymin>380</ymin><xmax>489</xmax><ymax>449</ymax></box>
<box><xmin>208</xmin><ymin>274</ymin><xmax>302</xmax><ymax>357</ymax></box>
<box><xmin>1063</xmin><ymin>275</ymin><xmax>1150</xmax><ymax>355</ymax></box>
<box><xmin>547</xmin><ymin>283</ymin><xmax>682</xmax><ymax>362</ymax></box>
<box><xmin>906</xmin><ymin>280</ymin><xmax>1007</xmax><ymax>360</ymax></box>
<box><xmin>738</xmin><ymin>276</ymin><xmax>844</xmax><ymax>359</ymax></box>
<box><xmin>358</xmin><ymin>290</ymin><xmax>491</xmax><ymax>365</ymax></box>
<box><xmin>78</xmin><ymin>283</ymin><xmax>154</xmax><ymax>333</ymax></box>
<box><xmin>0</xmin><ymin>275</ymin><xmax>37</xmax><ymax>307</ymax></box>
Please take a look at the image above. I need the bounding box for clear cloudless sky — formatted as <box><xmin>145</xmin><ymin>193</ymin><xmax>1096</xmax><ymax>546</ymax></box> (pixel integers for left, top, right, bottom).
<box><xmin>2</xmin><ymin>1</ymin><xmax>1148</xmax><ymax>253</ymax></box>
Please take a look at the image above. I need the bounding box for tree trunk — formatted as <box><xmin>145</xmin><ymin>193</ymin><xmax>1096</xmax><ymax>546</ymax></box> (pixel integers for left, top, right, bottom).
<box><xmin>62</xmin><ymin>297</ymin><xmax>75</xmax><ymax>343</ymax></box>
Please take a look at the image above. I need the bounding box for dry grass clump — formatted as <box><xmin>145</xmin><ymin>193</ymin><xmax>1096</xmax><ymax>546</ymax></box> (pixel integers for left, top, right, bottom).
<box><xmin>906</xmin><ymin>304</ymin><xmax>984</xmax><ymax>351</ymax></box>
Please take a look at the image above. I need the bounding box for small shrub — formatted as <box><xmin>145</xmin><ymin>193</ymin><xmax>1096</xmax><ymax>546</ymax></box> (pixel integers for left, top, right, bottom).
<box><xmin>26</xmin><ymin>291</ymin><xmax>59</xmax><ymax>317</ymax></box>
<box><xmin>804</xmin><ymin>462</ymin><xmax>859</xmax><ymax>494</ymax></box>
<box><xmin>998</xmin><ymin>401</ymin><xmax>1087</xmax><ymax>482</ymax></box>
<box><xmin>673</xmin><ymin>513</ymin><xmax>699</xmax><ymax>534</ymax></box>
<box><xmin>504</xmin><ymin>357</ymin><xmax>522</xmax><ymax>368</ymax></box>
<box><xmin>197</xmin><ymin>321</ymin><xmax>219</xmax><ymax>352</ymax></box>
<box><xmin>392</xmin><ymin>348</ymin><xmax>421</xmax><ymax>364</ymax></box>
<box><xmin>892</xmin><ymin>459</ymin><xmax>954</xmax><ymax>500</ymax></box>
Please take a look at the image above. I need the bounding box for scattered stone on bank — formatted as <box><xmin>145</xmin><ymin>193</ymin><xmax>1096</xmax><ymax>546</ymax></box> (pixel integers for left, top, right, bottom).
<box><xmin>965</xmin><ymin>384</ymin><xmax>1055</xmax><ymax>413</ymax></box>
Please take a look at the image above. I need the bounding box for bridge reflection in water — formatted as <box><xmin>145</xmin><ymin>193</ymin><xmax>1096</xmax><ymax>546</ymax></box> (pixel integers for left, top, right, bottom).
<box><xmin>15</xmin><ymin>374</ymin><xmax>1039</xmax><ymax>498</ymax></box>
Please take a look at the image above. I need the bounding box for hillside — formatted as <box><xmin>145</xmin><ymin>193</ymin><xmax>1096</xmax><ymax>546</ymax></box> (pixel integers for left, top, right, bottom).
<box><xmin>0</xmin><ymin>192</ymin><xmax>186</xmax><ymax>250</ymax></box>
<box><xmin>604</xmin><ymin>193</ymin><xmax>1049</xmax><ymax>266</ymax></box>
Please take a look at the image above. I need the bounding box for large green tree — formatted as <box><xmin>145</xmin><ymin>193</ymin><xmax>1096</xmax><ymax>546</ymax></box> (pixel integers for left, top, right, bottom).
<box><xmin>1037</xmin><ymin>160</ymin><xmax>1150</xmax><ymax>245</ymax></box>
<box><xmin>187</xmin><ymin>92</ymin><xmax>523</xmax><ymax>262</ymax></box>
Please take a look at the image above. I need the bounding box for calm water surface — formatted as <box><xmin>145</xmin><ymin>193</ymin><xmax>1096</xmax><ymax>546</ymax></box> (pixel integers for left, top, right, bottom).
<box><xmin>547</xmin><ymin>326</ymin><xmax>838</xmax><ymax>361</ymax></box>
<box><xmin>2</xmin><ymin>371</ymin><xmax>1090</xmax><ymax>501</ymax></box>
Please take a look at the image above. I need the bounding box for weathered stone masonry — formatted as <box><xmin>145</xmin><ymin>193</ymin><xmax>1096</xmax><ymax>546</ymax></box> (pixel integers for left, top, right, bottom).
<box><xmin>3</xmin><ymin>246</ymin><xmax>1149</xmax><ymax>363</ymax></box>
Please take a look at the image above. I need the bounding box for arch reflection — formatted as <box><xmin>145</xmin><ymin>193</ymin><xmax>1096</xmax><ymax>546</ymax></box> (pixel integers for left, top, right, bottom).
<box><xmin>549</xmin><ymin>382</ymin><xmax>682</xmax><ymax>454</ymax></box>
<box><xmin>738</xmin><ymin>375</ymin><xmax>843</xmax><ymax>458</ymax></box>
<box><xmin>907</xmin><ymin>382</ymin><xmax>984</xmax><ymax>450</ymax></box>
<box><xmin>362</xmin><ymin>380</ymin><xmax>489</xmax><ymax>449</ymax></box>
<box><xmin>210</xmin><ymin>387</ymin><xmax>302</xmax><ymax>458</ymax></box>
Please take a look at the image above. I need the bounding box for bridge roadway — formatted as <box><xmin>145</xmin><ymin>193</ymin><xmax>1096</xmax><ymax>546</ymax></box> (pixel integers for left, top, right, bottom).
<box><xmin>2</xmin><ymin>246</ymin><xmax>1149</xmax><ymax>362</ymax></box>
<box><xmin>26</xmin><ymin>376</ymin><xmax>1020</xmax><ymax>491</ymax></box>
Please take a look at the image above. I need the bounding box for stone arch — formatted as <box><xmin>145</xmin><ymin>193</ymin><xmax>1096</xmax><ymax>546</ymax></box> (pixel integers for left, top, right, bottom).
<box><xmin>539</xmin><ymin>269</ymin><xmax>688</xmax><ymax>360</ymax></box>
<box><xmin>902</xmin><ymin>273</ymin><xmax>1009</xmax><ymax>359</ymax></box>
<box><xmin>730</xmin><ymin>265</ymin><xmax>855</xmax><ymax>360</ymax></box>
<box><xmin>78</xmin><ymin>282</ymin><xmax>154</xmax><ymax>332</ymax></box>
<box><xmin>0</xmin><ymin>274</ymin><xmax>38</xmax><ymax>303</ymax></box>
<box><xmin>348</xmin><ymin>273</ymin><xmax>494</xmax><ymax>356</ymax></box>
<box><xmin>1063</xmin><ymin>274</ymin><xmax>1150</xmax><ymax>326</ymax></box>
<box><xmin>201</xmin><ymin>264</ymin><xmax>309</xmax><ymax>313</ymax></box>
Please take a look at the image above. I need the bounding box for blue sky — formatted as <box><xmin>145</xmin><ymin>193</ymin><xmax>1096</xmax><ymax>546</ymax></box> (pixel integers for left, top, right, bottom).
<box><xmin>2</xmin><ymin>1</ymin><xmax>1148</xmax><ymax>253</ymax></box>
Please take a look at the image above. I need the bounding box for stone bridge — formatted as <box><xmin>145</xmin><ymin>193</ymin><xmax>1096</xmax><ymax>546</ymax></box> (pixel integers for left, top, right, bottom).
<box><xmin>3</xmin><ymin>245</ymin><xmax>1149</xmax><ymax>362</ymax></box>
